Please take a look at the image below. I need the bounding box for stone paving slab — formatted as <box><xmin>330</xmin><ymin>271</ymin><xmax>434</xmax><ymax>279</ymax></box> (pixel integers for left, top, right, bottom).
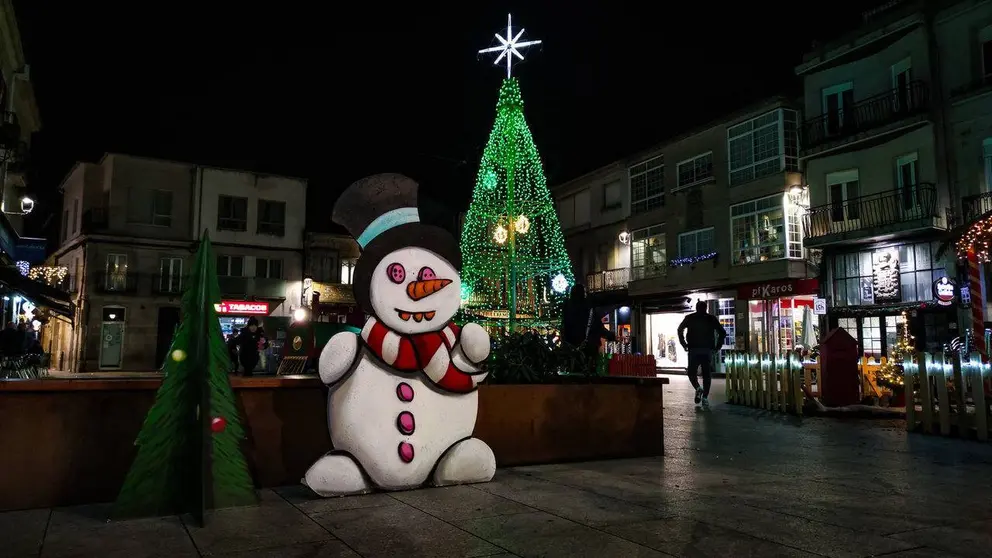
<box><xmin>3</xmin><ymin>376</ymin><xmax>990</xmax><ymax>557</ymax></box>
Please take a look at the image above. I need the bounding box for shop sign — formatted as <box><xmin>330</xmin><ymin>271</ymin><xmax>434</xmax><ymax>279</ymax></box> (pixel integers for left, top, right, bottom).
<box><xmin>961</xmin><ymin>286</ymin><xmax>972</xmax><ymax>304</ymax></box>
<box><xmin>860</xmin><ymin>278</ymin><xmax>875</xmax><ymax>305</ymax></box>
<box><xmin>813</xmin><ymin>298</ymin><xmax>827</xmax><ymax>315</ymax></box>
<box><xmin>737</xmin><ymin>278</ymin><xmax>818</xmax><ymax>300</ymax></box>
<box><xmin>214</xmin><ymin>301</ymin><xmax>270</xmax><ymax>315</ymax></box>
<box><xmin>871</xmin><ymin>249</ymin><xmax>901</xmax><ymax>304</ymax></box>
<box><xmin>932</xmin><ymin>277</ymin><xmax>956</xmax><ymax>306</ymax></box>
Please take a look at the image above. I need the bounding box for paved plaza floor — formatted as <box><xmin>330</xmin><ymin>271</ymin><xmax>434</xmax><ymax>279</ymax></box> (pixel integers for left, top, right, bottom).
<box><xmin>3</xmin><ymin>376</ymin><xmax>991</xmax><ymax>557</ymax></box>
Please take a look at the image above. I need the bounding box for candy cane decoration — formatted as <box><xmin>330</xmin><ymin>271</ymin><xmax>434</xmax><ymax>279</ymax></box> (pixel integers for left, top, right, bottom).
<box><xmin>968</xmin><ymin>248</ymin><xmax>986</xmax><ymax>359</ymax></box>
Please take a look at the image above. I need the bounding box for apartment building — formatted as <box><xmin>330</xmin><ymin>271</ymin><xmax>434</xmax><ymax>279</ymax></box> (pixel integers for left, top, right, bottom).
<box><xmin>555</xmin><ymin>98</ymin><xmax>817</xmax><ymax>369</ymax></box>
<box><xmin>796</xmin><ymin>0</ymin><xmax>966</xmax><ymax>357</ymax></box>
<box><xmin>937</xmin><ymin>0</ymin><xmax>992</xmax><ymax>322</ymax></box>
<box><xmin>0</xmin><ymin>0</ymin><xmax>45</xmax><ymax>263</ymax></box>
<box><xmin>48</xmin><ymin>154</ymin><xmax>307</xmax><ymax>372</ymax></box>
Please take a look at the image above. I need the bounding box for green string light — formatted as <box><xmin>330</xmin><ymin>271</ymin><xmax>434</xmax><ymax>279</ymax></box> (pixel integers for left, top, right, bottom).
<box><xmin>459</xmin><ymin>78</ymin><xmax>573</xmax><ymax>332</ymax></box>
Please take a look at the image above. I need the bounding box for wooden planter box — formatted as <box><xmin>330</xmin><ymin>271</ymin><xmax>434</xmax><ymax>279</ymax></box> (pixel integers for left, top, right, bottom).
<box><xmin>0</xmin><ymin>376</ymin><xmax>666</xmax><ymax>511</ymax></box>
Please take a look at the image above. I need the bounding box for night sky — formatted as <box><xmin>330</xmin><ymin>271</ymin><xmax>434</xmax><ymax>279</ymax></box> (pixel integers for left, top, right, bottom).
<box><xmin>14</xmin><ymin>2</ymin><xmax>860</xmax><ymax>240</ymax></box>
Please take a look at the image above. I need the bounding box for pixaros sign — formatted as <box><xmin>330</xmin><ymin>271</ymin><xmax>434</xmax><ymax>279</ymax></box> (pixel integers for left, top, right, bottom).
<box><xmin>214</xmin><ymin>301</ymin><xmax>270</xmax><ymax>315</ymax></box>
<box><xmin>737</xmin><ymin>279</ymin><xmax>819</xmax><ymax>300</ymax></box>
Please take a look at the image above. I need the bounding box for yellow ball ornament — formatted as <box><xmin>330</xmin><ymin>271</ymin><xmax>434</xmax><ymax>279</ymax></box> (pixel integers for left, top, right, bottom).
<box><xmin>171</xmin><ymin>349</ymin><xmax>187</xmax><ymax>362</ymax></box>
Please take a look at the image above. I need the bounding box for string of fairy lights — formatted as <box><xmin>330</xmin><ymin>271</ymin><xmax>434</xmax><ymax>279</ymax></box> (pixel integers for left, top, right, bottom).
<box><xmin>955</xmin><ymin>213</ymin><xmax>992</xmax><ymax>261</ymax></box>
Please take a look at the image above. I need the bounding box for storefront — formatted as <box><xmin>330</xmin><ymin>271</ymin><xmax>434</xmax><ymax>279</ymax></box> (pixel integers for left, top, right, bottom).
<box><xmin>824</xmin><ymin>240</ymin><xmax>959</xmax><ymax>357</ymax></box>
<box><xmin>601</xmin><ymin>305</ymin><xmax>632</xmax><ymax>354</ymax></box>
<box><xmin>642</xmin><ymin>293</ymin><xmax>735</xmax><ymax>370</ymax></box>
<box><xmin>215</xmin><ymin>300</ymin><xmax>289</xmax><ymax>374</ymax></box>
<box><xmin>737</xmin><ymin>278</ymin><xmax>820</xmax><ymax>357</ymax></box>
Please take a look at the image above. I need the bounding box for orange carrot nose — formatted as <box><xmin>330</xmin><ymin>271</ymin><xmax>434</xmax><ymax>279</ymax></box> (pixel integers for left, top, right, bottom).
<box><xmin>406</xmin><ymin>279</ymin><xmax>452</xmax><ymax>301</ymax></box>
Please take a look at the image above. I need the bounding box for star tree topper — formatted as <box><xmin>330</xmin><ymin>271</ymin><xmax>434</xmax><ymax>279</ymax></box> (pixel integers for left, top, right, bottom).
<box><xmin>478</xmin><ymin>14</ymin><xmax>542</xmax><ymax>78</ymax></box>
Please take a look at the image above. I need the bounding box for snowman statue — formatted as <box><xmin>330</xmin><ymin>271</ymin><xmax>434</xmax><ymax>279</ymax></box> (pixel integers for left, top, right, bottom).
<box><xmin>304</xmin><ymin>173</ymin><xmax>496</xmax><ymax>496</ymax></box>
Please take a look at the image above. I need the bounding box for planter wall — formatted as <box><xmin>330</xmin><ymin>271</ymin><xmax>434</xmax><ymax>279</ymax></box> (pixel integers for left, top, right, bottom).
<box><xmin>0</xmin><ymin>376</ymin><xmax>666</xmax><ymax>511</ymax></box>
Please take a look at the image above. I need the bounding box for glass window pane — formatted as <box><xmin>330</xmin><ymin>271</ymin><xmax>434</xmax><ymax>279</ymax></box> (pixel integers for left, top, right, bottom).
<box><xmin>915</xmin><ymin>243</ymin><xmax>931</xmax><ymax>270</ymax></box>
<box><xmin>900</xmin><ymin>272</ymin><xmax>915</xmax><ymax>302</ymax></box>
<box><xmin>860</xmin><ymin>251</ymin><xmax>873</xmax><ymax>277</ymax></box>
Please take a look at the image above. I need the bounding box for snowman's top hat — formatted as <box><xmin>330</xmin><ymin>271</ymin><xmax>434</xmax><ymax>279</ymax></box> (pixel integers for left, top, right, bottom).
<box><xmin>334</xmin><ymin>173</ymin><xmax>422</xmax><ymax>249</ymax></box>
<box><xmin>332</xmin><ymin>173</ymin><xmax>461</xmax><ymax>313</ymax></box>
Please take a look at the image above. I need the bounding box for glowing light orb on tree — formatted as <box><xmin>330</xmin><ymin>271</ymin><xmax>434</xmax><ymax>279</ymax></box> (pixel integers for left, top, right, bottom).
<box><xmin>461</xmin><ymin>14</ymin><xmax>573</xmax><ymax>333</ymax></box>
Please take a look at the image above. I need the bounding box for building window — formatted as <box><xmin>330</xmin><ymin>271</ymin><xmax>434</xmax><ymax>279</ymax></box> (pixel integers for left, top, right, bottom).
<box><xmin>676</xmin><ymin>152</ymin><xmax>714</xmax><ymax>189</ymax></box>
<box><xmin>62</xmin><ymin>210</ymin><xmax>69</xmax><ymax>243</ymax></box>
<box><xmin>127</xmin><ymin>189</ymin><xmax>173</xmax><ymax>227</ymax></box>
<box><xmin>257</xmin><ymin>200</ymin><xmax>286</xmax><ymax>236</ymax></box>
<box><xmin>828</xmin><ymin>169</ymin><xmax>861</xmax><ymax>223</ymax></box>
<box><xmin>105</xmin><ymin>254</ymin><xmax>128</xmax><ymax>291</ymax></box>
<box><xmin>311</xmin><ymin>253</ymin><xmax>338</xmax><ymax>283</ymax></box>
<box><xmin>341</xmin><ymin>259</ymin><xmax>356</xmax><ymax>284</ymax></box>
<box><xmin>629</xmin><ymin>156</ymin><xmax>664</xmax><ymax>214</ymax></box>
<box><xmin>718</xmin><ymin>298</ymin><xmax>736</xmax><ymax>349</ymax></box>
<box><xmin>630</xmin><ymin>224</ymin><xmax>666</xmax><ymax>280</ymax></box>
<box><xmin>732</xmin><ymin>196</ymin><xmax>779</xmax><ymax>264</ymax></box>
<box><xmin>677</xmin><ymin>227</ymin><xmax>714</xmax><ymax>258</ymax></box>
<box><xmin>830</xmin><ymin>241</ymin><xmax>946</xmax><ymax>307</ymax></box>
<box><xmin>255</xmin><ymin>258</ymin><xmax>283</xmax><ymax>279</ymax></box>
<box><xmin>981</xmin><ymin>25</ymin><xmax>992</xmax><ymax>78</ymax></box>
<box><xmin>217</xmin><ymin>255</ymin><xmax>244</xmax><ymax>277</ymax></box>
<box><xmin>159</xmin><ymin>257</ymin><xmax>183</xmax><ymax>293</ymax></box>
<box><xmin>727</xmin><ymin>109</ymin><xmax>798</xmax><ymax>186</ymax></box>
<box><xmin>603</xmin><ymin>181</ymin><xmax>622</xmax><ymax>210</ymax></box>
<box><xmin>821</xmin><ymin>83</ymin><xmax>854</xmax><ymax>136</ymax></box>
<box><xmin>557</xmin><ymin>190</ymin><xmax>590</xmax><ymax>229</ymax></box>
<box><xmin>218</xmin><ymin>196</ymin><xmax>248</xmax><ymax>231</ymax></box>
<box><xmin>71</xmin><ymin>199</ymin><xmax>79</xmax><ymax>234</ymax></box>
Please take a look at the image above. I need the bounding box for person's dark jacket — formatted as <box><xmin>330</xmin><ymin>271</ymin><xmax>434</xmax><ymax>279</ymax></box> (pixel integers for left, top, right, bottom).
<box><xmin>677</xmin><ymin>311</ymin><xmax>728</xmax><ymax>351</ymax></box>
<box><xmin>235</xmin><ymin>327</ymin><xmax>267</xmax><ymax>361</ymax></box>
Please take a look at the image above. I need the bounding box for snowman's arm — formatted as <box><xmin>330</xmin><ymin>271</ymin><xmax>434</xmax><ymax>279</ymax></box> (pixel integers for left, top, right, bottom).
<box><xmin>455</xmin><ymin>322</ymin><xmax>492</xmax><ymax>364</ymax></box>
<box><xmin>451</xmin><ymin>345</ymin><xmax>487</xmax><ymax>379</ymax></box>
<box><xmin>318</xmin><ymin>331</ymin><xmax>359</xmax><ymax>385</ymax></box>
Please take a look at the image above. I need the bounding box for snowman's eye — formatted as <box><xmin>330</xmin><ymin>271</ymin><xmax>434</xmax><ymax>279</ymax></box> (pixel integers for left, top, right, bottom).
<box><xmin>386</xmin><ymin>263</ymin><xmax>406</xmax><ymax>284</ymax></box>
<box><xmin>418</xmin><ymin>267</ymin><xmax>436</xmax><ymax>281</ymax></box>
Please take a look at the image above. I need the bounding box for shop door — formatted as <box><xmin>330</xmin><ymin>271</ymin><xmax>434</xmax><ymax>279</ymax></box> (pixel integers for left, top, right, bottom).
<box><xmin>99</xmin><ymin>307</ymin><xmax>126</xmax><ymax>369</ymax></box>
<box><xmin>155</xmin><ymin>307</ymin><xmax>181</xmax><ymax>368</ymax></box>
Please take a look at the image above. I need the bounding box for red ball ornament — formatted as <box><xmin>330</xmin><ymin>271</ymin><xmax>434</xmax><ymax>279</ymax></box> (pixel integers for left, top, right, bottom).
<box><xmin>210</xmin><ymin>416</ymin><xmax>227</xmax><ymax>433</ymax></box>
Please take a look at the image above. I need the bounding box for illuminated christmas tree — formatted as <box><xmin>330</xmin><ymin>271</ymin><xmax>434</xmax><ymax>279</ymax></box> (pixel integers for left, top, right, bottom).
<box><xmin>461</xmin><ymin>15</ymin><xmax>573</xmax><ymax>332</ymax></box>
<box><xmin>114</xmin><ymin>232</ymin><xmax>255</xmax><ymax>523</ymax></box>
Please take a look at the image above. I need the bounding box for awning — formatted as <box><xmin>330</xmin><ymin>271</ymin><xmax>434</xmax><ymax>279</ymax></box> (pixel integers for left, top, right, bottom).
<box><xmin>0</xmin><ymin>265</ymin><xmax>75</xmax><ymax>319</ymax></box>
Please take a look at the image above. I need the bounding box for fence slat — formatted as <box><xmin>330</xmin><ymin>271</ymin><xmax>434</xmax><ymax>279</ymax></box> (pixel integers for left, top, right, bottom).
<box><xmin>952</xmin><ymin>355</ymin><xmax>968</xmax><ymax>438</ymax></box>
<box><xmin>918</xmin><ymin>352</ymin><xmax>934</xmax><ymax>434</ymax></box>
<box><xmin>932</xmin><ymin>353</ymin><xmax>951</xmax><ymax>436</ymax></box>
<box><xmin>904</xmin><ymin>353</ymin><xmax>917</xmax><ymax>432</ymax></box>
<box><xmin>970</xmin><ymin>353</ymin><xmax>988</xmax><ymax>442</ymax></box>
<box><xmin>791</xmin><ymin>353</ymin><xmax>803</xmax><ymax>416</ymax></box>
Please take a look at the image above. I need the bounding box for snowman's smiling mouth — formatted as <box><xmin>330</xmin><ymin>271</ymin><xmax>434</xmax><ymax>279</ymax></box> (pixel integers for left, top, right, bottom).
<box><xmin>395</xmin><ymin>309</ymin><xmax>437</xmax><ymax>323</ymax></box>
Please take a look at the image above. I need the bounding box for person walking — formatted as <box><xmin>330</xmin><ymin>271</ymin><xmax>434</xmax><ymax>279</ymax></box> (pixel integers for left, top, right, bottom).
<box><xmin>677</xmin><ymin>301</ymin><xmax>727</xmax><ymax>408</ymax></box>
<box><xmin>235</xmin><ymin>317</ymin><xmax>268</xmax><ymax>377</ymax></box>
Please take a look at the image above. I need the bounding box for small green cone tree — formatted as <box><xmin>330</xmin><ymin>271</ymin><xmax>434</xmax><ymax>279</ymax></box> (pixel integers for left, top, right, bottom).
<box><xmin>460</xmin><ymin>77</ymin><xmax>574</xmax><ymax>332</ymax></box>
<box><xmin>114</xmin><ymin>232</ymin><xmax>256</xmax><ymax>522</ymax></box>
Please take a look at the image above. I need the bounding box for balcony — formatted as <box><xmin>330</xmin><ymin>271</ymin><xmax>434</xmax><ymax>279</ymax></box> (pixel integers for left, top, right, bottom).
<box><xmin>586</xmin><ymin>268</ymin><xmax>629</xmax><ymax>293</ymax></box>
<box><xmin>803</xmin><ymin>183</ymin><xmax>943</xmax><ymax>248</ymax></box>
<box><xmin>951</xmin><ymin>75</ymin><xmax>992</xmax><ymax>103</ymax></box>
<box><xmin>96</xmin><ymin>271</ymin><xmax>138</xmax><ymax>294</ymax></box>
<box><xmin>961</xmin><ymin>192</ymin><xmax>992</xmax><ymax>226</ymax></box>
<box><xmin>801</xmin><ymin>81</ymin><xmax>930</xmax><ymax>153</ymax></box>
<box><xmin>154</xmin><ymin>274</ymin><xmax>186</xmax><ymax>295</ymax></box>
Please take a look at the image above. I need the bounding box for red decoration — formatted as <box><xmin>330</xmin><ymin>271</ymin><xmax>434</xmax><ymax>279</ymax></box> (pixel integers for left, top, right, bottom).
<box><xmin>210</xmin><ymin>416</ymin><xmax>227</xmax><ymax>433</ymax></box>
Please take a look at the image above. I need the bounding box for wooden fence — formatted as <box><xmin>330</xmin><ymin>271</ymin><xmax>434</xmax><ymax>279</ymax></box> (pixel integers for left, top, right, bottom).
<box><xmin>723</xmin><ymin>351</ymin><xmax>805</xmax><ymax>416</ymax></box>
<box><xmin>904</xmin><ymin>352</ymin><xmax>991</xmax><ymax>442</ymax></box>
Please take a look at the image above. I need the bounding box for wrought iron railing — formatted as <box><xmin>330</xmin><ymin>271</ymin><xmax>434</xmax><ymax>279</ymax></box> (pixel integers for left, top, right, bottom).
<box><xmin>802</xmin><ymin>81</ymin><xmax>930</xmax><ymax>150</ymax></box>
<box><xmin>96</xmin><ymin>271</ymin><xmax>138</xmax><ymax>293</ymax></box>
<box><xmin>803</xmin><ymin>183</ymin><xmax>939</xmax><ymax>240</ymax></box>
<box><xmin>962</xmin><ymin>191</ymin><xmax>992</xmax><ymax>224</ymax></box>
<box><xmin>586</xmin><ymin>268</ymin><xmax>630</xmax><ymax>292</ymax></box>
<box><xmin>154</xmin><ymin>274</ymin><xmax>186</xmax><ymax>294</ymax></box>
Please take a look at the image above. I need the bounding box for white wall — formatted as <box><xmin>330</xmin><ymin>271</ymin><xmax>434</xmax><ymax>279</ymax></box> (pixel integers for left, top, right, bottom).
<box><xmin>195</xmin><ymin>168</ymin><xmax>307</xmax><ymax>250</ymax></box>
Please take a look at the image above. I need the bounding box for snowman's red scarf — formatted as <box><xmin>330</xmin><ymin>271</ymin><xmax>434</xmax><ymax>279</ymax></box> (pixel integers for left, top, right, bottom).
<box><xmin>360</xmin><ymin>317</ymin><xmax>476</xmax><ymax>393</ymax></box>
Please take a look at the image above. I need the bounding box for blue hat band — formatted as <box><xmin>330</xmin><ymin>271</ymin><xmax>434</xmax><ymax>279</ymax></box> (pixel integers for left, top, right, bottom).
<box><xmin>357</xmin><ymin>207</ymin><xmax>420</xmax><ymax>248</ymax></box>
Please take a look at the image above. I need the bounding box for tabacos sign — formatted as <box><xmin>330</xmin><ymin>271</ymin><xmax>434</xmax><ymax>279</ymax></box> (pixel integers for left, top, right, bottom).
<box><xmin>932</xmin><ymin>277</ymin><xmax>956</xmax><ymax>306</ymax></box>
<box><xmin>214</xmin><ymin>300</ymin><xmax>270</xmax><ymax>315</ymax></box>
